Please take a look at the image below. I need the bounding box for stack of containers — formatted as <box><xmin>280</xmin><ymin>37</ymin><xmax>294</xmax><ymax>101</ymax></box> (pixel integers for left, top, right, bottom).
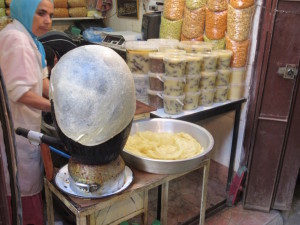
<box><xmin>68</xmin><ymin>0</ymin><xmax>87</xmax><ymax>17</ymax></box>
<box><xmin>181</xmin><ymin>0</ymin><xmax>206</xmax><ymax>41</ymax></box>
<box><xmin>159</xmin><ymin>0</ymin><xmax>185</xmax><ymax>40</ymax></box>
<box><xmin>213</xmin><ymin>49</ymin><xmax>233</xmax><ymax>103</ymax></box>
<box><xmin>147</xmin><ymin>39</ymin><xmax>180</xmax><ymax>109</ymax></box>
<box><xmin>183</xmin><ymin>53</ymin><xmax>202</xmax><ymax>110</ymax></box>
<box><xmin>124</xmin><ymin>41</ymin><xmax>158</xmax><ymax>104</ymax></box>
<box><xmin>162</xmin><ymin>54</ymin><xmax>187</xmax><ymax>114</ymax></box>
<box><xmin>226</xmin><ymin>0</ymin><xmax>255</xmax><ymax>100</ymax></box>
<box><xmin>198</xmin><ymin>51</ymin><xmax>219</xmax><ymax>106</ymax></box>
<box><xmin>53</xmin><ymin>0</ymin><xmax>69</xmax><ymax>18</ymax></box>
<box><xmin>204</xmin><ymin>0</ymin><xmax>228</xmax><ymax>50</ymax></box>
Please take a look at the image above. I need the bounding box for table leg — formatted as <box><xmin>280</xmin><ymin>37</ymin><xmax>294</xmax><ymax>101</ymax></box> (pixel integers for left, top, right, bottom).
<box><xmin>87</xmin><ymin>213</ymin><xmax>96</xmax><ymax>225</ymax></box>
<box><xmin>44</xmin><ymin>180</ymin><xmax>55</xmax><ymax>225</ymax></box>
<box><xmin>142</xmin><ymin>189</ymin><xmax>149</xmax><ymax>225</ymax></box>
<box><xmin>160</xmin><ymin>181</ymin><xmax>169</xmax><ymax>225</ymax></box>
<box><xmin>76</xmin><ymin>215</ymin><xmax>87</xmax><ymax>225</ymax></box>
<box><xmin>199</xmin><ymin>159</ymin><xmax>210</xmax><ymax>225</ymax></box>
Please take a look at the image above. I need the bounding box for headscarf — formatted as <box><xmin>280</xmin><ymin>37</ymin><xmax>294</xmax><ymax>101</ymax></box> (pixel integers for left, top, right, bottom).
<box><xmin>10</xmin><ymin>0</ymin><xmax>48</xmax><ymax>68</ymax></box>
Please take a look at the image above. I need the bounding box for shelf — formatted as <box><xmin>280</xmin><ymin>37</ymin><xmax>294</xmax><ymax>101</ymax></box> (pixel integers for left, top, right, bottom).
<box><xmin>52</xmin><ymin>17</ymin><xmax>103</xmax><ymax>21</ymax></box>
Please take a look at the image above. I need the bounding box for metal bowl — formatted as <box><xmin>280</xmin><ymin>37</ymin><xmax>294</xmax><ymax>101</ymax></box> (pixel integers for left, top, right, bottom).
<box><xmin>121</xmin><ymin>118</ymin><xmax>214</xmax><ymax>174</ymax></box>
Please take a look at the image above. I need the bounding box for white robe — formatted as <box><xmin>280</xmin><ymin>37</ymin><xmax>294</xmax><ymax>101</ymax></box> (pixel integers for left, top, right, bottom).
<box><xmin>0</xmin><ymin>20</ymin><xmax>48</xmax><ymax>196</ymax></box>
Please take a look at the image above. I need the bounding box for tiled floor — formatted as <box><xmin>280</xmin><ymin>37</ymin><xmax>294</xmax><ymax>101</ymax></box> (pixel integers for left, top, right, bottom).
<box><xmin>50</xmin><ymin>160</ymin><xmax>300</xmax><ymax>225</ymax></box>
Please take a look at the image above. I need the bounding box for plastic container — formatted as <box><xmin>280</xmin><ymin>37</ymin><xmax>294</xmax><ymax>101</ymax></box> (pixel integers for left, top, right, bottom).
<box><xmin>203</xmin><ymin>35</ymin><xmax>226</xmax><ymax>50</ymax></box>
<box><xmin>199</xmin><ymin>52</ymin><xmax>219</xmax><ymax>71</ymax></box>
<box><xmin>185</xmin><ymin>54</ymin><xmax>203</xmax><ymax>75</ymax></box>
<box><xmin>184</xmin><ymin>74</ymin><xmax>201</xmax><ymax>92</ymax></box>
<box><xmin>184</xmin><ymin>91</ymin><xmax>201</xmax><ymax>110</ymax></box>
<box><xmin>227</xmin><ymin>84</ymin><xmax>245</xmax><ymax>100</ymax></box>
<box><xmin>178</xmin><ymin>41</ymin><xmax>213</xmax><ymax>53</ymax></box>
<box><xmin>199</xmin><ymin>88</ymin><xmax>216</xmax><ymax>106</ymax></box>
<box><xmin>125</xmin><ymin>41</ymin><xmax>157</xmax><ymax>74</ymax></box>
<box><xmin>214</xmin><ymin>86</ymin><xmax>228</xmax><ymax>102</ymax></box>
<box><xmin>149</xmin><ymin>52</ymin><xmax>166</xmax><ymax>73</ymax></box>
<box><xmin>215</xmin><ymin>69</ymin><xmax>231</xmax><ymax>86</ymax></box>
<box><xmin>213</xmin><ymin>50</ymin><xmax>233</xmax><ymax>69</ymax></box>
<box><xmin>163</xmin><ymin>94</ymin><xmax>185</xmax><ymax>115</ymax></box>
<box><xmin>230</xmin><ymin>67</ymin><xmax>246</xmax><ymax>84</ymax></box>
<box><xmin>163</xmin><ymin>54</ymin><xmax>186</xmax><ymax>77</ymax></box>
<box><xmin>163</xmin><ymin>76</ymin><xmax>185</xmax><ymax>96</ymax></box>
<box><xmin>148</xmin><ymin>89</ymin><xmax>164</xmax><ymax>109</ymax></box>
<box><xmin>149</xmin><ymin>72</ymin><xmax>164</xmax><ymax>91</ymax></box>
<box><xmin>159</xmin><ymin>48</ymin><xmax>186</xmax><ymax>54</ymax></box>
<box><xmin>199</xmin><ymin>71</ymin><xmax>217</xmax><ymax>89</ymax></box>
<box><xmin>133</xmin><ymin>73</ymin><xmax>149</xmax><ymax>98</ymax></box>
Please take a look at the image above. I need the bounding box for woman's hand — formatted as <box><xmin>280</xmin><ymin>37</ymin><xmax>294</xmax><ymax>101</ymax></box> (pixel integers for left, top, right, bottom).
<box><xmin>18</xmin><ymin>90</ymin><xmax>51</xmax><ymax>112</ymax></box>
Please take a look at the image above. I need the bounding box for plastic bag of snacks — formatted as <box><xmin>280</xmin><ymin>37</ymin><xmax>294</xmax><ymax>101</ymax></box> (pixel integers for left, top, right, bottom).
<box><xmin>207</xmin><ymin>0</ymin><xmax>228</xmax><ymax>12</ymax></box>
<box><xmin>181</xmin><ymin>34</ymin><xmax>204</xmax><ymax>41</ymax></box>
<box><xmin>185</xmin><ymin>0</ymin><xmax>207</xmax><ymax>10</ymax></box>
<box><xmin>54</xmin><ymin>0</ymin><xmax>68</xmax><ymax>8</ymax></box>
<box><xmin>205</xmin><ymin>8</ymin><xmax>227</xmax><ymax>40</ymax></box>
<box><xmin>227</xmin><ymin>5</ymin><xmax>255</xmax><ymax>41</ymax></box>
<box><xmin>68</xmin><ymin>0</ymin><xmax>86</xmax><ymax>7</ymax></box>
<box><xmin>53</xmin><ymin>8</ymin><xmax>69</xmax><ymax>18</ymax></box>
<box><xmin>0</xmin><ymin>8</ymin><xmax>5</xmax><ymax>17</ymax></box>
<box><xmin>0</xmin><ymin>0</ymin><xmax>4</xmax><ymax>8</ymax></box>
<box><xmin>159</xmin><ymin>16</ymin><xmax>183</xmax><ymax>40</ymax></box>
<box><xmin>163</xmin><ymin>0</ymin><xmax>185</xmax><ymax>21</ymax></box>
<box><xmin>226</xmin><ymin>36</ymin><xmax>250</xmax><ymax>68</ymax></box>
<box><xmin>230</xmin><ymin>0</ymin><xmax>255</xmax><ymax>9</ymax></box>
<box><xmin>69</xmin><ymin>7</ymin><xmax>87</xmax><ymax>17</ymax></box>
<box><xmin>182</xmin><ymin>7</ymin><xmax>205</xmax><ymax>39</ymax></box>
<box><xmin>203</xmin><ymin>35</ymin><xmax>226</xmax><ymax>50</ymax></box>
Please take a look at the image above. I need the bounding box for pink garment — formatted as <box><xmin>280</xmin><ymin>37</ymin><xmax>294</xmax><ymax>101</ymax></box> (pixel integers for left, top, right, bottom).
<box><xmin>7</xmin><ymin>192</ymin><xmax>44</xmax><ymax>225</ymax></box>
<box><xmin>0</xmin><ymin>20</ymin><xmax>47</xmax><ymax>197</ymax></box>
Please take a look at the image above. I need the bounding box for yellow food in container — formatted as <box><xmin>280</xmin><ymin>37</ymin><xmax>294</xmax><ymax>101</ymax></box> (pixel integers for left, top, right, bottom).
<box><xmin>199</xmin><ymin>71</ymin><xmax>217</xmax><ymax>89</ymax></box>
<box><xmin>159</xmin><ymin>16</ymin><xmax>183</xmax><ymax>40</ymax></box>
<box><xmin>184</xmin><ymin>91</ymin><xmax>201</xmax><ymax>110</ymax></box>
<box><xmin>207</xmin><ymin>0</ymin><xmax>228</xmax><ymax>11</ymax></box>
<box><xmin>182</xmin><ymin>7</ymin><xmax>205</xmax><ymax>39</ymax></box>
<box><xmin>199</xmin><ymin>88</ymin><xmax>216</xmax><ymax>106</ymax></box>
<box><xmin>203</xmin><ymin>35</ymin><xmax>226</xmax><ymax>50</ymax></box>
<box><xmin>149</xmin><ymin>52</ymin><xmax>166</xmax><ymax>73</ymax></box>
<box><xmin>226</xmin><ymin>36</ymin><xmax>250</xmax><ymax>68</ymax></box>
<box><xmin>199</xmin><ymin>52</ymin><xmax>219</xmax><ymax>71</ymax></box>
<box><xmin>230</xmin><ymin>67</ymin><xmax>246</xmax><ymax>84</ymax></box>
<box><xmin>214</xmin><ymin>86</ymin><xmax>228</xmax><ymax>102</ymax></box>
<box><xmin>227</xmin><ymin>84</ymin><xmax>245</xmax><ymax>100</ymax></box>
<box><xmin>132</xmin><ymin>73</ymin><xmax>149</xmax><ymax>100</ymax></box>
<box><xmin>230</xmin><ymin>0</ymin><xmax>255</xmax><ymax>9</ymax></box>
<box><xmin>184</xmin><ymin>74</ymin><xmax>201</xmax><ymax>92</ymax></box>
<box><xmin>216</xmin><ymin>69</ymin><xmax>231</xmax><ymax>86</ymax></box>
<box><xmin>227</xmin><ymin>5</ymin><xmax>255</xmax><ymax>41</ymax></box>
<box><xmin>178</xmin><ymin>41</ymin><xmax>213</xmax><ymax>53</ymax></box>
<box><xmin>163</xmin><ymin>76</ymin><xmax>186</xmax><ymax>96</ymax></box>
<box><xmin>163</xmin><ymin>54</ymin><xmax>186</xmax><ymax>77</ymax></box>
<box><xmin>148</xmin><ymin>89</ymin><xmax>164</xmax><ymax>109</ymax></box>
<box><xmin>213</xmin><ymin>49</ymin><xmax>233</xmax><ymax>69</ymax></box>
<box><xmin>163</xmin><ymin>94</ymin><xmax>185</xmax><ymax>114</ymax></box>
<box><xmin>185</xmin><ymin>53</ymin><xmax>203</xmax><ymax>75</ymax></box>
<box><xmin>205</xmin><ymin>8</ymin><xmax>227</xmax><ymax>40</ymax></box>
<box><xmin>125</xmin><ymin>41</ymin><xmax>157</xmax><ymax>74</ymax></box>
<box><xmin>163</xmin><ymin>0</ymin><xmax>185</xmax><ymax>21</ymax></box>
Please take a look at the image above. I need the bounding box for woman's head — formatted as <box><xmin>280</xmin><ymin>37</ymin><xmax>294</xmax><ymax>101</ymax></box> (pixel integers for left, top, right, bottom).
<box><xmin>10</xmin><ymin>0</ymin><xmax>54</xmax><ymax>37</ymax></box>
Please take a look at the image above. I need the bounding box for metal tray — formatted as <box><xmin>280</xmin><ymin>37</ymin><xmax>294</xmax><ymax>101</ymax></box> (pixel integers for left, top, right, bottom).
<box><xmin>121</xmin><ymin>118</ymin><xmax>214</xmax><ymax>174</ymax></box>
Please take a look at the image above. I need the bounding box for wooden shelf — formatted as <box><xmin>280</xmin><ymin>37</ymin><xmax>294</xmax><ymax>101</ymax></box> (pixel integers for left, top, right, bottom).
<box><xmin>52</xmin><ymin>17</ymin><xmax>103</xmax><ymax>21</ymax></box>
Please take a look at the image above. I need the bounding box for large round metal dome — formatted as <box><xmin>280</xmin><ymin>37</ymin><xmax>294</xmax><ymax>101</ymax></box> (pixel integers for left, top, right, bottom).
<box><xmin>49</xmin><ymin>45</ymin><xmax>136</xmax><ymax>147</ymax></box>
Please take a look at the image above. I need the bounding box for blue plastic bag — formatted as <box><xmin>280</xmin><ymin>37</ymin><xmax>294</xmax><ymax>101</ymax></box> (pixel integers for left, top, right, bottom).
<box><xmin>83</xmin><ymin>27</ymin><xmax>114</xmax><ymax>43</ymax></box>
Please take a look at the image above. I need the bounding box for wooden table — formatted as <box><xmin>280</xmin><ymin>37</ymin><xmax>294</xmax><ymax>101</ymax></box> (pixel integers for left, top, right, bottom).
<box><xmin>44</xmin><ymin>158</ymin><xmax>210</xmax><ymax>225</ymax></box>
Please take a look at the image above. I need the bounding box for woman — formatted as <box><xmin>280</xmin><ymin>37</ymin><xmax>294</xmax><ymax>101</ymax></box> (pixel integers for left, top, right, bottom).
<box><xmin>0</xmin><ymin>0</ymin><xmax>54</xmax><ymax>224</ymax></box>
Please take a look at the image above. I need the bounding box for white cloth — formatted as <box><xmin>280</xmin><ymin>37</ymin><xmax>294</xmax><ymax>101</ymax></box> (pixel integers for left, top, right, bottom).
<box><xmin>0</xmin><ymin>20</ymin><xmax>47</xmax><ymax>196</ymax></box>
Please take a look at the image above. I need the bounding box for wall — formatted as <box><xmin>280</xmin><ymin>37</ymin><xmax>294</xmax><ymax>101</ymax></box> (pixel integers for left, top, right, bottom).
<box><xmin>105</xmin><ymin>0</ymin><xmax>263</xmax><ymax>171</ymax></box>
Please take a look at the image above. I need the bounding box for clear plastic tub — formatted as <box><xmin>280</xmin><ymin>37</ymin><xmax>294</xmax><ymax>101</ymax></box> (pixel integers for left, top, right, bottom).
<box><xmin>184</xmin><ymin>91</ymin><xmax>201</xmax><ymax>110</ymax></box>
<box><xmin>199</xmin><ymin>88</ymin><xmax>216</xmax><ymax>106</ymax></box>
<box><xmin>133</xmin><ymin>73</ymin><xmax>149</xmax><ymax>98</ymax></box>
<box><xmin>199</xmin><ymin>52</ymin><xmax>219</xmax><ymax>71</ymax></box>
<box><xmin>199</xmin><ymin>71</ymin><xmax>217</xmax><ymax>89</ymax></box>
<box><xmin>214</xmin><ymin>86</ymin><xmax>228</xmax><ymax>102</ymax></box>
<box><xmin>213</xmin><ymin>50</ymin><xmax>233</xmax><ymax>69</ymax></box>
<box><xmin>163</xmin><ymin>54</ymin><xmax>186</xmax><ymax>77</ymax></box>
<box><xmin>185</xmin><ymin>53</ymin><xmax>203</xmax><ymax>75</ymax></box>
<box><xmin>148</xmin><ymin>89</ymin><xmax>164</xmax><ymax>109</ymax></box>
<box><xmin>228</xmin><ymin>84</ymin><xmax>245</xmax><ymax>100</ymax></box>
<box><xmin>163</xmin><ymin>76</ymin><xmax>186</xmax><ymax>96</ymax></box>
<box><xmin>163</xmin><ymin>94</ymin><xmax>185</xmax><ymax>115</ymax></box>
<box><xmin>216</xmin><ymin>69</ymin><xmax>231</xmax><ymax>86</ymax></box>
<box><xmin>149</xmin><ymin>52</ymin><xmax>166</xmax><ymax>73</ymax></box>
<box><xmin>178</xmin><ymin>41</ymin><xmax>213</xmax><ymax>53</ymax></box>
<box><xmin>230</xmin><ymin>67</ymin><xmax>246</xmax><ymax>84</ymax></box>
<box><xmin>184</xmin><ymin>74</ymin><xmax>201</xmax><ymax>92</ymax></box>
<box><xmin>125</xmin><ymin>41</ymin><xmax>157</xmax><ymax>74</ymax></box>
<box><xmin>149</xmin><ymin>72</ymin><xmax>164</xmax><ymax>91</ymax></box>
